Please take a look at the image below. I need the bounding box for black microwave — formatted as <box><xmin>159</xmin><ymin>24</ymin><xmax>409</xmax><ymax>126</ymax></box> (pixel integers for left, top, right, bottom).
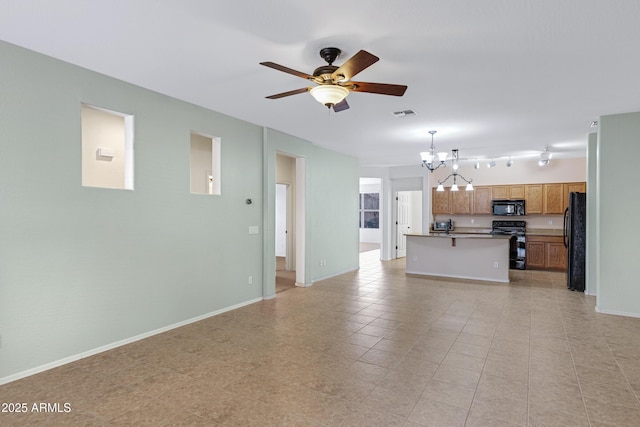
<box><xmin>492</xmin><ymin>199</ymin><xmax>525</xmax><ymax>216</ymax></box>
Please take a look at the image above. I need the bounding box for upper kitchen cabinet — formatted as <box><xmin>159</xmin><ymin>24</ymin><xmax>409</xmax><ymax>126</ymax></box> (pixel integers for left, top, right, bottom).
<box><xmin>432</xmin><ymin>187</ymin><xmax>451</xmax><ymax>214</ymax></box>
<box><xmin>451</xmin><ymin>189</ymin><xmax>473</xmax><ymax>214</ymax></box>
<box><xmin>492</xmin><ymin>185</ymin><xmax>524</xmax><ymax>200</ymax></box>
<box><xmin>525</xmin><ymin>184</ymin><xmax>543</xmax><ymax>214</ymax></box>
<box><xmin>563</xmin><ymin>182</ymin><xmax>586</xmax><ymax>211</ymax></box>
<box><xmin>543</xmin><ymin>183</ymin><xmax>564</xmax><ymax>214</ymax></box>
<box><xmin>509</xmin><ymin>185</ymin><xmax>525</xmax><ymax>199</ymax></box>
<box><xmin>492</xmin><ymin>186</ymin><xmax>508</xmax><ymax>200</ymax></box>
<box><xmin>473</xmin><ymin>186</ymin><xmax>492</xmax><ymax>214</ymax></box>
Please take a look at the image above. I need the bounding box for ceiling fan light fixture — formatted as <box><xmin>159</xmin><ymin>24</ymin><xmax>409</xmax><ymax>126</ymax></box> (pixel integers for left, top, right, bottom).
<box><xmin>309</xmin><ymin>85</ymin><xmax>349</xmax><ymax>107</ymax></box>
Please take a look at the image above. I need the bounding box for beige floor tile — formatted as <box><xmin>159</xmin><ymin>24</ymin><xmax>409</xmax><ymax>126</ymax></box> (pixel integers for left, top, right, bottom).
<box><xmin>408</xmin><ymin>397</ymin><xmax>469</xmax><ymax>426</ymax></box>
<box><xmin>470</xmin><ymin>395</ymin><xmax>528</xmax><ymax>426</ymax></box>
<box><xmin>421</xmin><ymin>379</ymin><xmax>476</xmax><ymax>409</ymax></box>
<box><xmin>475</xmin><ymin>373</ymin><xmax>528</xmax><ymax>402</ymax></box>
<box><xmin>528</xmin><ymin>403</ymin><xmax>590</xmax><ymax>426</ymax></box>
<box><xmin>584</xmin><ymin>397</ymin><xmax>640</xmax><ymax>427</ymax></box>
<box><xmin>432</xmin><ymin>364</ymin><xmax>481</xmax><ymax>389</ymax></box>
<box><xmin>440</xmin><ymin>351</ymin><xmax>486</xmax><ymax>373</ymax></box>
<box><xmin>5</xmin><ymin>256</ymin><xmax>640</xmax><ymax>426</ymax></box>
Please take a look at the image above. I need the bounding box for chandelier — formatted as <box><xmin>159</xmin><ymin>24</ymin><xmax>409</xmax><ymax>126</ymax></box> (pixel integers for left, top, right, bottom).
<box><xmin>420</xmin><ymin>130</ymin><xmax>448</xmax><ymax>172</ymax></box>
<box><xmin>436</xmin><ymin>149</ymin><xmax>474</xmax><ymax>192</ymax></box>
<box><xmin>420</xmin><ymin>130</ymin><xmax>473</xmax><ymax>191</ymax></box>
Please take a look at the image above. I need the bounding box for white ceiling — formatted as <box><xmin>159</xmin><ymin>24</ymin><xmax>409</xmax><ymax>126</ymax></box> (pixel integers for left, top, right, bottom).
<box><xmin>2</xmin><ymin>1</ymin><xmax>639</xmax><ymax>167</ymax></box>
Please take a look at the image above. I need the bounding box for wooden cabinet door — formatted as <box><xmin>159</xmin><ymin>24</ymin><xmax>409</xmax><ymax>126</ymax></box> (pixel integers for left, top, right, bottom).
<box><xmin>563</xmin><ymin>182</ymin><xmax>586</xmax><ymax>211</ymax></box>
<box><xmin>492</xmin><ymin>186</ymin><xmax>508</xmax><ymax>200</ymax></box>
<box><xmin>473</xmin><ymin>186</ymin><xmax>492</xmax><ymax>214</ymax></box>
<box><xmin>546</xmin><ymin>241</ymin><xmax>567</xmax><ymax>270</ymax></box>
<box><xmin>509</xmin><ymin>185</ymin><xmax>525</xmax><ymax>199</ymax></box>
<box><xmin>526</xmin><ymin>241</ymin><xmax>545</xmax><ymax>269</ymax></box>
<box><xmin>432</xmin><ymin>187</ymin><xmax>451</xmax><ymax>214</ymax></box>
<box><xmin>525</xmin><ymin>184</ymin><xmax>543</xmax><ymax>214</ymax></box>
<box><xmin>451</xmin><ymin>190</ymin><xmax>473</xmax><ymax>214</ymax></box>
<box><xmin>543</xmin><ymin>184</ymin><xmax>564</xmax><ymax>214</ymax></box>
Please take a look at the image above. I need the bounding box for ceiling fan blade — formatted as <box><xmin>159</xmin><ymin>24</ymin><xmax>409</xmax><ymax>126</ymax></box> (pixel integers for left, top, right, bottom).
<box><xmin>265</xmin><ymin>87</ymin><xmax>311</xmax><ymax>99</ymax></box>
<box><xmin>349</xmin><ymin>81</ymin><xmax>408</xmax><ymax>96</ymax></box>
<box><xmin>260</xmin><ymin>62</ymin><xmax>314</xmax><ymax>80</ymax></box>
<box><xmin>331</xmin><ymin>50</ymin><xmax>379</xmax><ymax>81</ymax></box>
<box><xmin>333</xmin><ymin>99</ymin><xmax>350</xmax><ymax>112</ymax></box>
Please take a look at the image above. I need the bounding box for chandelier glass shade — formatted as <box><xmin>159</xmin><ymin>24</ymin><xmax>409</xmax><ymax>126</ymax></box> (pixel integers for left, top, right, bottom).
<box><xmin>309</xmin><ymin>85</ymin><xmax>349</xmax><ymax>107</ymax></box>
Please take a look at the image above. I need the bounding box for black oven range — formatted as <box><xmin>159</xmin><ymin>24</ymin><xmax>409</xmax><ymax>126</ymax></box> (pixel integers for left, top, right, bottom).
<box><xmin>491</xmin><ymin>220</ymin><xmax>526</xmax><ymax>270</ymax></box>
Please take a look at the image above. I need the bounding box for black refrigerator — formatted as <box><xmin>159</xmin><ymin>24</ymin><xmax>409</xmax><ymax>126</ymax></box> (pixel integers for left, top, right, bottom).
<box><xmin>563</xmin><ymin>192</ymin><xmax>586</xmax><ymax>291</ymax></box>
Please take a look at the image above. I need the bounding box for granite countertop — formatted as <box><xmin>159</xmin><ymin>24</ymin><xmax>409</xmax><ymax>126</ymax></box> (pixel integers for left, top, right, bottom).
<box><xmin>427</xmin><ymin>227</ymin><xmax>563</xmax><ymax>237</ymax></box>
<box><xmin>526</xmin><ymin>228</ymin><xmax>564</xmax><ymax>236</ymax></box>
<box><xmin>407</xmin><ymin>233</ymin><xmax>510</xmax><ymax>239</ymax></box>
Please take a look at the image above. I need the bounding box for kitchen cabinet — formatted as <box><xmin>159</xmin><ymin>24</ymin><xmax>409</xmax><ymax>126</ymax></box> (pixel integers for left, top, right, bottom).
<box><xmin>509</xmin><ymin>185</ymin><xmax>525</xmax><ymax>199</ymax></box>
<box><xmin>526</xmin><ymin>235</ymin><xmax>567</xmax><ymax>271</ymax></box>
<box><xmin>525</xmin><ymin>184</ymin><xmax>543</xmax><ymax>214</ymax></box>
<box><xmin>473</xmin><ymin>186</ymin><xmax>492</xmax><ymax>214</ymax></box>
<box><xmin>492</xmin><ymin>186</ymin><xmax>508</xmax><ymax>200</ymax></box>
<box><xmin>431</xmin><ymin>181</ymin><xmax>586</xmax><ymax>216</ymax></box>
<box><xmin>451</xmin><ymin>189</ymin><xmax>473</xmax><ymax>214</ymax></box>
<box><xmin>543</xmin><ymin>184</ymin><xmax>564</xmax><ymax>214</ymax></box>
<box><xmin>491</xmin><ymin>185</ymin><xmax>524</xmax><ymax>200</ymax></box>
<box><xmin>563</xmin><ymin>182</ymin><xmax>586</xmax><ymax>211</ymax></box>
<box><xmin>432</xmin><ymin>187</ymin><xmax>451</xmax><ymax>214</ymax></box>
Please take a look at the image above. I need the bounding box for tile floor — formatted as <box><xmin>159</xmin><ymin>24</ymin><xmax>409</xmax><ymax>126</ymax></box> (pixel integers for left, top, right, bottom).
<box><xmin>2</xmin><ymin>250</ymin><xmax>640</xmax><ymax>426</ymax></box>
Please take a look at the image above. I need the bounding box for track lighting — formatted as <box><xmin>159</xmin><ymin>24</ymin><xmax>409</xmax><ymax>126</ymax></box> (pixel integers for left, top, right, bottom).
<box><xmin>506</xmin><ymin>157</ymin><xmax>513</xmax><ymax>167</ymax></box>
<box><xmin>487</xmin><ymin>159</ymin><xmax>496</xmax><ymax>168</ymax></box>
<box><xmin>539</xmin><ymin>147</ymin><xmax>551</xmax><ymax>166</ymax></box>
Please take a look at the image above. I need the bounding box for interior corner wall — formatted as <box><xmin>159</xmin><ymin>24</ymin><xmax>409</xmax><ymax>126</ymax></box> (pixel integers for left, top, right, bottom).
<box><xmin>263</xmin><ymin>128</ymin><xmax>359</xmax><ymax>293</ymax></box>
<box><xmin>0</xmin><ymin>40</ymin><xmax>265</xmax><ymax>382</ymax></box>
<box><xmin>586</xmin><ymin>132</ymin><xmax>598</xmax><ymax>297</ymax></box>
<box><xmin>595</xmin><ymin>112</ymin><xmax>640</xmax><ymax>317</ymax></box>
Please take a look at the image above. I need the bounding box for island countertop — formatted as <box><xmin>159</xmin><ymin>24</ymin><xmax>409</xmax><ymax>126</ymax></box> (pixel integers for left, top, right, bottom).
<box><xmin>406</xmin><ymin>233</ymin><xmax>511</xmax><ymax>239</ymax></box>
<box><xmin>405</xmin><ymin>234</ymin><xmax>510</xmax><ymax>283</ymax></box>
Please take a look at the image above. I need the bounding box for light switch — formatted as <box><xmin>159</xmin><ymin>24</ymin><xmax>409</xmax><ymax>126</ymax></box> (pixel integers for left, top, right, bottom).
<box><xmin>248</xmin><ymin>226</ymin><xmax>259</xmax><ymax>235</ymax></box>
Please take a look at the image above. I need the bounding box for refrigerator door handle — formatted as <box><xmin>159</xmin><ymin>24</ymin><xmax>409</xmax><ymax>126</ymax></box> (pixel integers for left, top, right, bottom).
<box><xmin>563</xmin><ymin>207</ymin><xmax>569</xmax><ymax>248</ymax></box>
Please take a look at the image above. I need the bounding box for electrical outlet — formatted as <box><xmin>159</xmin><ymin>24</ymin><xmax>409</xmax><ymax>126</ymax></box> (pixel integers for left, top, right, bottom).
<box><xmin>493</xmin><ymin>261</ymin><xmax>499</xmax><ymax>269</ymax></box>
<box><xmin>412</xmin><ymin>256</ymin><xmax>417</xmax><ymax>262</ymax></box>
<box><xmin>471</xmin><ymin>218</ymin><xmax>475</xmax><ymax>224</ymax></box>
<box><xmin>548</xmin><ymin>219</ymin><xmax>553</xmax><ymax>225</ymax></box>
<box><xmin>248</xmin><ymin>276</ymin><xmax>253</xmax><ymax>285</ymax></box>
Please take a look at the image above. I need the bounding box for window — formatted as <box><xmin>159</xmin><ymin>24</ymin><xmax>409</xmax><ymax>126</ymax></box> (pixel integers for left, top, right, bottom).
<box><xmin>190</xmin><ymin>132</ymin><xmax>221</xmax><ymax>195</ymax></box>
<box><xmin>81</xmin><ymin>104</ymin><xmax>134</xmax><ymax>190</ymax></box>
<box><xmin>359</xmin><ymin>193</ymin><xmax>379</xmax><ymax>229</ymax></box>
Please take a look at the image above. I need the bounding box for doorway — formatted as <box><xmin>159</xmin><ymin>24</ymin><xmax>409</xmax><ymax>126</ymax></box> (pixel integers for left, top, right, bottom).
<box><xmin>275</xmin><ymin>153</ymin><xmax>302</xmax><ymax>293</ymax></box>
<box><xmin>275</xmin><ymin>182</ymin><xmax>295</xmax><ymax>292</ymax></box>
<box><xmin>396</xmin><ymin>190</ymin><xmax>423</xmax><ymax>258</ymax></box>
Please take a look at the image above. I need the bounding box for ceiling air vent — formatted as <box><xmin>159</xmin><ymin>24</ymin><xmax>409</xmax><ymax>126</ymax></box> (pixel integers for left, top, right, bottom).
<box><xmin>392</xmin><ymin>109</ymin><xmax>416</xmax><ymax>118</ymax></box>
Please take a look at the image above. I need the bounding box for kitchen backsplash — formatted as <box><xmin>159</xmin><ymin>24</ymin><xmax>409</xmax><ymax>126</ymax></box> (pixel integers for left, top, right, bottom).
<box><xmin>433</xmin><ymin>214</ymin><xmax>565</xmax><ymax>230</ymax></box>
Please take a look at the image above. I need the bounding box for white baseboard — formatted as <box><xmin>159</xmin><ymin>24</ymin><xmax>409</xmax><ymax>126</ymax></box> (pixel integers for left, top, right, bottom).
<box><xmin>0</xmin><ymin>297</ymin><xmax>263</xmax><ymax>386</ymax></box>
<box><xmin>312</xmin><ymin>267</ymin><xmax>359</xmax><ymax>284</ymax></box>
<box><xmin>595</xmin><ymin>305</ymin><xmax>640</xmax><ymax>318</ymax></box>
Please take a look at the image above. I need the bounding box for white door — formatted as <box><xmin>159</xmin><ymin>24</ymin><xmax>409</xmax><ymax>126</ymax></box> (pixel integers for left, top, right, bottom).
<box><xmin>396</xmin><ymin>192</ymin><xmax>411</xmax><ymax>257</ymax></box>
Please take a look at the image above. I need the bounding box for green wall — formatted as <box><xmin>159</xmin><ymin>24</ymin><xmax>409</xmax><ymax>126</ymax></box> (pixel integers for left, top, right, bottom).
<box><xmin>0</xmin><ymin>40</ymin><xmax>359</xmax><ymax>381</ymax></box>
<box><xmin>595</xmin><ymin>112</ymin><xmax>640</xmax><ymax>316</ymax></box>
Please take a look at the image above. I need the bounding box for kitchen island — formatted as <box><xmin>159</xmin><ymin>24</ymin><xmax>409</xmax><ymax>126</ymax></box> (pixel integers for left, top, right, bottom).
<box><xmin>405</xmin><ymin>233</ymin><xmax>511</xmax><ymax>283</ymax></box>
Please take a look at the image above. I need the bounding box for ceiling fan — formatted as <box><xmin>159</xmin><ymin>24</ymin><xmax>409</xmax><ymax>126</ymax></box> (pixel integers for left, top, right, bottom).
<box><xmin>260</xmin><ymin>47</ymin><xmax>408</xmax><ymax>112</ymax></box>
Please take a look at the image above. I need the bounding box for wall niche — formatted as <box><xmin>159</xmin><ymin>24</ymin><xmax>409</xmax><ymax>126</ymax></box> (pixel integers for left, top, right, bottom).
<box><xmin>81</xmin><ymin>104</ymin><xmax>134</xmax><ymax>190</ymax></box>
<box><xmin>190</xmin><ymin>131</ymin><xmax>221</xmax><ymax>195</ymax></box>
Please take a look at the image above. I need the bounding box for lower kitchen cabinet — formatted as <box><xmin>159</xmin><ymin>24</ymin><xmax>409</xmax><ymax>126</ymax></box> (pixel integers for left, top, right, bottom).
<box><xmin>526</xmin><ymin>235</ymin><xmax>567</xmax><ymax>271</ymax></box>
